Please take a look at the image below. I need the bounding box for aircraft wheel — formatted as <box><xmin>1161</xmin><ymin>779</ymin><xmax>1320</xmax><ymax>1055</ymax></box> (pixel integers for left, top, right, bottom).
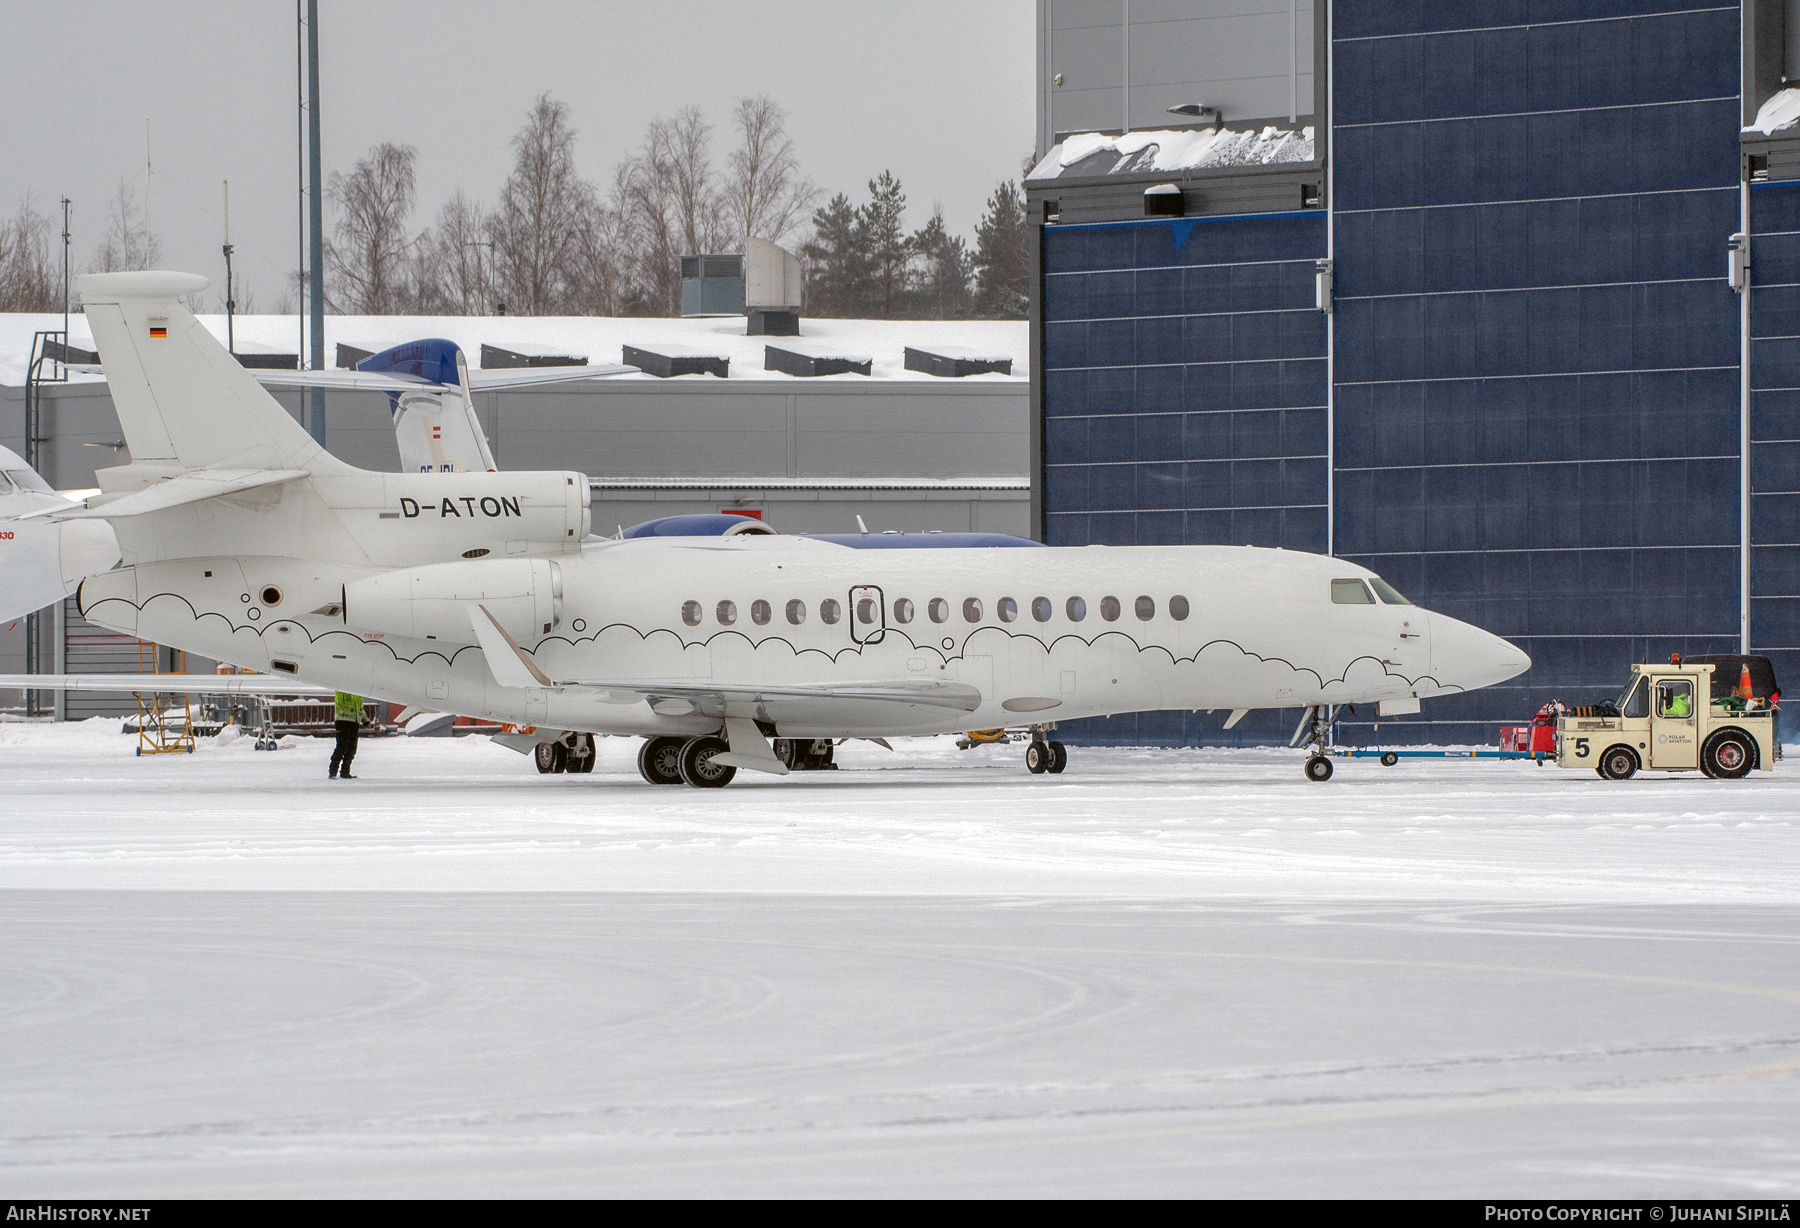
<box><xmin>1304</xmin><ymin>755</ymin><xmax>1333</xmax><ymax>782</ymax></box>
<box><xmin>569</xmin><ymin>733</ymin><xmax>596</xmax><ymax>774</ymax></box>
<box><xmin>535</xmin><ymin>741</ymin><xmax>567</xmax><ymax>774</ymax></box>
<box><xmin>637</xmin><ymin>736</ymin><xmax>686</xmax><ymax>785</ymax></box>
<box><xmin>678</xmin><ymin>736</ymin><xmax>737</xmax><ymax>788</ymax></box>
<box><xmin>1702</xmin><ymin>729</ymin><xmax>1754</xmax><ymax>780</ymax></box>
<box><xmin>1380</xmin><ymin>751</ymin><xmax>1399</xmax><ymax>766</ymax></box>
<box><xmin>1598</xmin><ymin>745</ymin><xmax>1638</xmax><ymax>780</ymax></box>
<box><xmin>1047</xmin><ymin>741</ymin><xmax>1067</xmax><ymax>774</ymax></box>
<box><xmin>1025</xmin><ymin>741</ymin><xmax>1050</xmax><ymax>774</ymax></box>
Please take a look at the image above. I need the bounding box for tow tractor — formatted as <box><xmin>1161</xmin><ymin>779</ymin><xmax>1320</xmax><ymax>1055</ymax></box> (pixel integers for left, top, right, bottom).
<box><xmin>1554</xmin><ymin>654</ymin><xmax>1780</xmax><ymax>779</ymax></box>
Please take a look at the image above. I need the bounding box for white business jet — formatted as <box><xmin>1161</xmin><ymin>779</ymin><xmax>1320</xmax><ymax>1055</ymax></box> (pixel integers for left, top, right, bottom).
<box><xmin>3</xmin><ymin>272</ymin><xmax>1531</xmax><ymax>784</ymax></box>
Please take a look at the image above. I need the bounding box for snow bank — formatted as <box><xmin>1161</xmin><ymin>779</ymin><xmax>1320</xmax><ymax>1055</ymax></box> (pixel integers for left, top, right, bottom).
<box><xmin>1031</xmin><ymin>125</ymin><xmax>1315</xmax><ymax>181</ymax></box>
<box><xmin>1749</xmin><ymin>87</ymin><xmax>1800</xmax><ymax>135</ymax></box>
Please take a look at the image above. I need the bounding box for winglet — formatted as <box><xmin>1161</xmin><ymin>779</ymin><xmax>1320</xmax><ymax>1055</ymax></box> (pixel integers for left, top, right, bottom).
<box><xmin>467</xmin><ymin>603</ymin><xmax>555</xmax><ymax>689</ymax></box>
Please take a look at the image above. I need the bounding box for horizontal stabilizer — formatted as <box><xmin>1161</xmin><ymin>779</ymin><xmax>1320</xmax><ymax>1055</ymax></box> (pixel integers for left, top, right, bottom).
<box><xmin>0</xmin><ymin>673</ymin><xmax>332</xmax><ymax>696</ymax></box>
<box><xmin>20</xmin><ymin>469</ymin><xmax>308</xmax><ymax>521</ymax></box>
<box><xmin>252</xmin><ymin>369</ymin><xmax>440</xmax><ymax>393</ymax></box>
<box><xmin>466</xmin><ymin>364</ymin><xmax>634</xmax><ymax>390</ymax></box>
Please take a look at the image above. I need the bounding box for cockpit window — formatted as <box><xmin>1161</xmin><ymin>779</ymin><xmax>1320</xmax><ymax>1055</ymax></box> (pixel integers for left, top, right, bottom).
<box><xmin>1369</xmin><ymin>576</ymin><xmax>1412</xmax><ymax>606</ymax></box>
<box><xmin>1331</xmin><ymin>578</ymin><xmax>1376</xmax><ymax>605</ymax></box>
<box><xmin>1618</xmin><ymin>677</ymin><xmax>1649</xmax><ymax>718</ymax></box>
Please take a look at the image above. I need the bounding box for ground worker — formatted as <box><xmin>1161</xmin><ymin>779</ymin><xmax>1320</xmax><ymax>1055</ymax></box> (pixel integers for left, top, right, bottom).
<box><xmin>1662</xmin><ymin>686</ymin><xmax>1691</xmax><ymax>718</ymax></box>
<box><xmin>329</xmin><ymin>691</ymin><xmax>364</xmax><ymax>779</ymax></box>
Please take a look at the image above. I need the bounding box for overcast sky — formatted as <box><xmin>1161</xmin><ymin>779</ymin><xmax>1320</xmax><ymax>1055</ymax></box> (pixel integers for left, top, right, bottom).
<box><xmin>1</xmin><ymin>1</ymin><xmax>1034</xmax><ymax>312</ymax></box>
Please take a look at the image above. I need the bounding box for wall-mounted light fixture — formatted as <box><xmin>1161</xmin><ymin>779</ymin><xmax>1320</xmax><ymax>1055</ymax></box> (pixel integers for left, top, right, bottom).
<box><xmin>1167</xmin><ymin>103</ymin><xmax>1221</xmax><ymax>129</ymax></box>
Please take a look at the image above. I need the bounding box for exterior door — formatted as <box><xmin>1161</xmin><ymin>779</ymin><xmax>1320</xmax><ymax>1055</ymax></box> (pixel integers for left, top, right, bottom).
<box><xmin>849</xmin><ymin>585</ymin><xmax>886</xmax><ymax>645</ymax></box>
<box><xmin>1649</xmin><ymin>677</ymin><xmax>1698</xmax><ymax>769</ymax></box>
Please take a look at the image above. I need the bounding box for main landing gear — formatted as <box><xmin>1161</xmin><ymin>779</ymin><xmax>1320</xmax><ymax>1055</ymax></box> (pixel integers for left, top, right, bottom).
<box><xmin>1025</xmin><ymin>729</ymin><xmax>1067</xmax><ymax>775</ymax></box>
<box><xmin>534</xmin><ymin>732</ymin><xmax>596</xmax><ymax>775</ymax></box>
<box><xmin>1291</xmin><ymin>704</ymin><xmax>1338</xmax><ymax>782</ymax></box>
<box><xmin>636</xmin><ymin>734</ymin><xmax>740</xmax><ymax>788</ymax></box>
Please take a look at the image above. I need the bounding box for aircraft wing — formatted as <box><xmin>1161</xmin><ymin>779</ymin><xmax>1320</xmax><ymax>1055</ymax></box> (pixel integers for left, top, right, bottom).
<box><xmin>16</xmin><ymin>469</ymin><xmax>308</xmax><ymax>521</ymax></box>
<box><xmin>565</xmin><ymin>679</ymin><xmax>985</xmax><ymax>724</ymax></box>
<box><xmin>0</xmin><ymin>674</ymin><xmax>334</xmax><ymax>696</ymax></box>
<box><xmin>464</xmin><ymin>364</ymin><xmax>636</xmax><ymax>391</ymax></box>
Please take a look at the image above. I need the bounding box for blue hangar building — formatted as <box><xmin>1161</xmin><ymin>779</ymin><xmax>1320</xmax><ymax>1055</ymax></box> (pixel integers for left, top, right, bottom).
<box><xmin>1026</xmin><ymin>0</ymin><xmax>1800</xmax><ymax>746</ymax></box>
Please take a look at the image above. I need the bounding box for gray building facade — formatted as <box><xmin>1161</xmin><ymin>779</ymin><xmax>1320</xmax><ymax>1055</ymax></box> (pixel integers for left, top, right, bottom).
<box><xmin>1030</xmin><ymin>0</ymin><xmax>1800</xmax><ymax>748</ymax></box>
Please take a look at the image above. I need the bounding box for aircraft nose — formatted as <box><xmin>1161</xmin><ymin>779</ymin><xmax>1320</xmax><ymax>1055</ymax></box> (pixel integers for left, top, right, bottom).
<box><xmin>59</xmin><ymin>520</ymin><xmax>122</xmax><ymax>588</ymax></box>
<box><xmin>1429</xmin><ymin>611</ymin><xmax>1531</xmax><ymax>689</ymax></box>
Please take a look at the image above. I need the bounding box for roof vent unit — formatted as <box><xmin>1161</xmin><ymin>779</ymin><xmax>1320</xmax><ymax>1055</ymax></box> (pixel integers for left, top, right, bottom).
<box><xmin>764</xmin><ymin>343</ymin><xmax>870</xmax><ymax>377</ymax></box>
<box><xmin>680</xmin><ymin>253</ymin><xmax>745</xmax><ymax>317</ymax></box>
<box><xmin>1144</xmin><ymin>183</ymin><xmax>1184</xmax><ymax>217</ymax></box>
<box><xmin>622</xmin><ymin>343</ymin><xmax>730</xmax><ymax>379</ymax></box>
<box><xmin>481</xmin><ymin>342</ymin><xmax>588</xmax><ymax>369</ymax></box>
<box><xmin>743</xmin><ymin>237</ymin><xmax>803</xmax><ymax>336</ymax></box>
<box><xmin>903</xmin><ymin>346</ymin><xmax>1013</xmax><ymax>378</ymax></box>
<box><xmin>336</xmin><ymin>343</ymin><xmax>374</xmax><ymax>369</ymax></box>
<box><xmin>230</xmin><ymin>347</ymin><xmax>299</xmax><ymax>370</ymax></box>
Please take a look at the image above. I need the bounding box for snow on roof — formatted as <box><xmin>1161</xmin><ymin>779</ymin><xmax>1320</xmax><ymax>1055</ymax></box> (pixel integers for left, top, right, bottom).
<box><xmin>1749</xmin><ymin>87</ymin><xmax>1800</xmax><ymax>136</ymax></box>
<box><xmin>1029</xmin><ymin>124</ymin><xmax>1315</xmax><ymax>181</ymax></box>
<box><xmin>0</xmin><ymin>312</ymin><xmax>1027</xmax><ymax>387</ymax></box>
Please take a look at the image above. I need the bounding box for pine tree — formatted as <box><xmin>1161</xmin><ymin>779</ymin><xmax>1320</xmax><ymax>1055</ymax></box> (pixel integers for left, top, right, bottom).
<box><xmin>859</xmin><ymin>170</ymin><xmax>910</xmax><ymax>318</ymax></box>
<box><xmin>800</xmin><ymin>192</ymin><xmax>866</xmax><ymax>317</ymax></box>
<box><xmin>972</xmin><ymin>181</ymin><xmax>1029</xmax><ymax>319</ymax></box>
<box><xmin>909</xmin><ymin>207</ymin><xmax>971</xmax><ymax>319</ymax></box>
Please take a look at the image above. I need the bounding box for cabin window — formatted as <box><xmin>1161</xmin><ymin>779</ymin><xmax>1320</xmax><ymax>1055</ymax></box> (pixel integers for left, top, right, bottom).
<box><xmin>893</xmin><ymin>598</ymin><xmax>914</xmax><ymax>624</ymax></box>
<box><xmin>1655</xmin><ymin>679</ymin><xmax>1694</xmax><ymax>719</ymax></box>
<box><xmin>751</xmin><ymin>599</ymin><xmax>771</xmax><ymax>626</ymax></box>
<box><xmin>1134</xmin><ymin>595</ymin><xmax>1154</xmax><ymax>621</ymax></box>
<box><xmin>997</xmin><ymin>597</ymin><xmax>1018</xmax><ymax>623</ymax></box>
<box><xmin>1619</xmin><ymin>677</ymin><xmax>1649</xmax><ymax>718</ymax></box>
<box><xmin>1032</xmin><ymin>596</ymin><xmax>1052</xmax><ymax>622</ymax></box>
<box><xmin>1331</xmin><ymin>578</ymin><xmax>1376</xmax><ymax>604</ymax></box>
<box><xmin>1169</xmin><ymin>595</ymin><xmax>1190</xmax><ymax>620</ymax></box>
<box><xmin>681</xmin><ymin>600</ymin><xmax>701</xmax><ymax>627</ymax></box>
<box><xmin>716</xmin><ymin>600</ymin><xmax>737</xmax><ymax>626</ymax></box>
<box><xmin>786</xmin><ymin>599</ymin><xmax>806</xmax><ymax>625</ymax></box>
<box><xmin>1066</xmin><ymin>596</ymin><xmax>1087</xmax><ymax>622</ymax></box>
<box><xmin>820</xmin><ymin>598</ymin><xmax>841</xmax><ymax>624</ymax></box>
<box><xmin>1100</xmin><ymin>596</ymin><xmax>1121</xmax><ymax>621</ymax></box>
<box><xmin>1369</xmin><ymin>576</ymin><xmax>1413</xmax><ymax>606</ymax></box>
<box><xmin>857</xmin><ymin>598</ymin><xmax>879</xmax><ymax>625</ymax></box>
<box><xmin>929</xmin><ymin>598</ymin><xmax>949</xmax><ymax>623</ymax></box>
<box><xmin>962</xmin><ymin>598</ymin><xmax>982</xmax><ymax>623</ymax></box>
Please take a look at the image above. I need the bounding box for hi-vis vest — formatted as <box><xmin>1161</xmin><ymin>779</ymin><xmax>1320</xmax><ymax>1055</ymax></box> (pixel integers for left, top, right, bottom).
<box><xmin>334</xmin><ymin>692</ymin><xmax>365</xmax><ymax>722</ymax></box>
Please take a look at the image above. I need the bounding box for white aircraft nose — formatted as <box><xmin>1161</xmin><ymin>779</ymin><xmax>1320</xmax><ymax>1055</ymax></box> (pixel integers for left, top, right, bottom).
<box><xmin>1429</xmin><ymin>611</ymin><xmax>1531</xmax><ymax>690</ymax></box>
<box><xmin>59</xmin><ymin>519</ymin><xmax>122</xmax><ymax>588</ymax></box>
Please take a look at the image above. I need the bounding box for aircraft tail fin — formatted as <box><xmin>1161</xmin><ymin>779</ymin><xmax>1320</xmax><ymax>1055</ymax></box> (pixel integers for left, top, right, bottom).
<box><xmin>358</xmin><ymin>339</ymin><xmax>496</xmax><ymax>473</ymax></box>
<box><xmin>77</xmin><ymin>271</ymin><xmax>347</xmax><ymax>474</ymax></box>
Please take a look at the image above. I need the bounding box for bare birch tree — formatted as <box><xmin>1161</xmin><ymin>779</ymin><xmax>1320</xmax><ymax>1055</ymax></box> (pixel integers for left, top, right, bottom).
<box><xmin>326</xmin><ymin>142</ymin><xmax>419</xmax><ymax>314</ymax></box>
<box><xmin>491</xmin><ymin>94</ymin><xmax>593</xmax><ymax>315</ymax></box>
<box><xmin>412</xmin><ymin>191</ymin><xmax>490</xmax><ymax>314</ymax></box>
<box><xmin>724</xmin><ymin>96</ymin><xmax>816</xmax><ymax>246</ymax></box>
<box><xmin>0</xmin><ymin>195</ymin><xmax>60</xmax><ymax>311</ymax></box>
<box><xmin>88</xmin><ymin>182</ymin><xmax>160</xmax><ymax>274</ymax></box>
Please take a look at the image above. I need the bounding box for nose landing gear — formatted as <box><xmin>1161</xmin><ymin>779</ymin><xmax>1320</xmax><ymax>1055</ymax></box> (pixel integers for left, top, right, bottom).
<box><xmin>1291</xmin><ymin>704</ymin><xmax>1339</xmax><ymax>782</ymax></box>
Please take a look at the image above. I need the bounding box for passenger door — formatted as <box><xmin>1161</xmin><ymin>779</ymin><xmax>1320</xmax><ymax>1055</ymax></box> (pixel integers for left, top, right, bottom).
<box><xmin>849</xmin><ymin>585</ymin><xmax>886</xmax><ymax>645</ymax></box>
<box><xmin>1649</xmin><ymin>677</ymin><xmax>1698</xmax><ymax>769</ymax></box>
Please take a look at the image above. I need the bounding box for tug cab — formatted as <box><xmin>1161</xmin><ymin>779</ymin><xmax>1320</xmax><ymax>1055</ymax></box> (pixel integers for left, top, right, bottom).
<box><xmin>1555</xmin><ymin>655</ymin><xmax>1779</xmax><ymax>779</ymax></box>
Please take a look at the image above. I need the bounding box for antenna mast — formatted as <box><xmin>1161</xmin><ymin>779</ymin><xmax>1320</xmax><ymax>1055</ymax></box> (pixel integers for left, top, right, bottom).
<box><xmin>223</xmin><ymin>181</ymin><xmax>236</xmax><ymax>353</ymax></box>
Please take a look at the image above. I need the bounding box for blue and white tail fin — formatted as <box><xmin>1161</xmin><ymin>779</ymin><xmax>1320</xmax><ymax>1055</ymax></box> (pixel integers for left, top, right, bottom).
<box><xmin>77</xmin><ymin>271</ymin><xmax>347</xmax><ymax>475</ymax></box>
<box><xmin>357</xmin><ymin>339</ymin><xmax>497</xmax><ymax>474</ymax></box>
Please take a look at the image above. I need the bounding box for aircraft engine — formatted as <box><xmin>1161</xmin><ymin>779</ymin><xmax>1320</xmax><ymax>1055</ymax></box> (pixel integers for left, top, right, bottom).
<box><xmin>343</xmin><ymin>557</ymin><xmax>562</xmax><ymax>645</ymax></box>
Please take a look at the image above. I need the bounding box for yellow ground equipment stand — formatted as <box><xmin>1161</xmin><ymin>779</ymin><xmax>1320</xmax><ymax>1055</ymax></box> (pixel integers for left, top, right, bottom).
<box><xmin>133</xmin><ymin>645</ymin><xmax>196</xmax><ymax>756</ymax></box>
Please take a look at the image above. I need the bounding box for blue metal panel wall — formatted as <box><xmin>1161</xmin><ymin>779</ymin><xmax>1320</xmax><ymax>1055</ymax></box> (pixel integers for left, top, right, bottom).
<box><xmin>1332</xmin><ymin>0</ymin><xmax>1744</xmax><ymax>743</ymax></box>
<box><xmin>1041</xmin><ymin>212</ymin><xmax>1329</xmax><ymax>745</ymax></box>
<box><xmin>1751</xmin><ymin>182</ymin><xmax>1800</xmax><ymax>743</ymax></box>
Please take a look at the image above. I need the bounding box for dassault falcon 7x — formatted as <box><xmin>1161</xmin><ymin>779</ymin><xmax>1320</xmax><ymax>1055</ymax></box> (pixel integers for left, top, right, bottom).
<box><xmin>3</xmin><ymin>272</ymin><xmax>1530</xmax><ymax>784</ymax></box>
